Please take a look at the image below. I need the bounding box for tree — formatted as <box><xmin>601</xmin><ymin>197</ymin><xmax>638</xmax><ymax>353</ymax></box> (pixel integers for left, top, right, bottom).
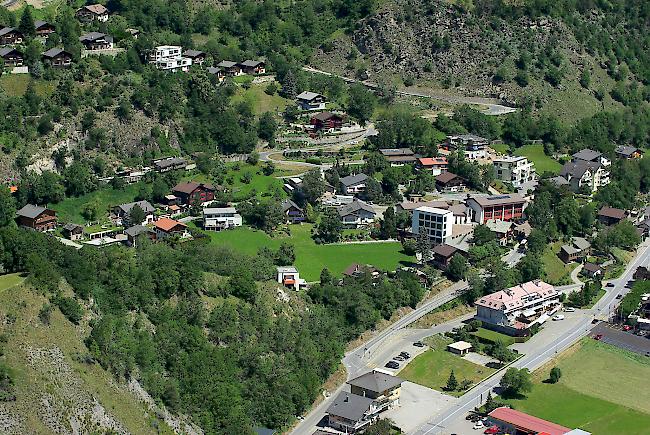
<box><xmin>305</xmin><ymin>203</ymin><xmax>317</xmax><ymax>223</ymax></box>
<box><xmin>18</xmin><ymin>7</ymin><xmax>36</xmax><ymax>40</ymax></box>
<box><xmin>275</xmin><ymin>242</ymin><xmax>295</xmax><ymax>266</ymax></box>
<box><xmin>229</xmin><ymin>269</ymin><xmax>257</xmax><ymax>303</ymax></box>
<box><xmin>280</xmin><ymin>70</ymin><xmax>297</xmax><ymax>99</ymax></box>
<box><xmin>447</xmin><ymin>254</ymin><xmax>468</xmax><ymax>281</ymax></box>
<box><xmin>128</xmin><ymin>204</ymin><xmax>146</xmax><ymax>227</ymax></box>
<box><xmin>490</xmin><ymin>340</ymin><xmax>515</xmax><ymax>365</ymax></box>
<box><xmin>500</xmin><ymin>367</ymin><xmax>533</xmax><ymax>397</ymax></box>
<box><xmin>549</xmin><ymin>367</ymin><xmax>562</xmax><ymax>384</ymax></box>
<box><xmin>517</xmin><ymin>253</ymin><xmax>543</xmax><ymax>282</ymax></box>
<box><xmin>347</xmin><ymin>84</ymin><xmax>376</xmax><ymax>125</ymax></box>
<box><xmin>0</xmin><ymin>187</ymin><xmax>16</xmax><ymax>228</ymax></box>
<box><xmin>472</xmin><ymin>224</ymin><xmax>495</xmax><ymax>246</ymax></box>
<box><xmin>401</xmin><ymin>238</ymin><xmax>417</xmax><ymax>256</ymax></box>
<box><xmin>446</xmin><ymin>370</ymin><xmax>458</xmax><ymax>391</ymax></box>
<box><xmin>379</xmin><ymin>207</ymin><xmax>397</xmax><ymax>240</ymax></box>
<box><xmin>315</xmin><ymin>208</ymin><xmax>343</xmax><ymax>243</ymax></box>
<box><xmin>257</xmin><ymin>112</ymin><xmax>277</xmax><ymax>141</ymax></box>
<box><xmin>416</xmin><ymin>231</ymin><xmax>432</xmax><ymax>262</ymax></box>
<box><xmin>299</xmin><ymin>169</ymin><xmax>325</xmax><ymax>205</ymax></box>
<box><xmin>81</xmin><ymin>198</ymin><xmax>101</xmax><ymax>222</ymax></box>
<box><xmin>320</xmin><ymin>268</ymin><xmax>332</xmax><ymax>285</ymax></box>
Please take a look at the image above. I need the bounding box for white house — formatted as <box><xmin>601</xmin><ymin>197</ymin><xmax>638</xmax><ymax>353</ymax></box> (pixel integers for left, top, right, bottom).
<box><xmin>412</xmin><ymin>206</ymin><xmax>453</xmax><ymax>244</ymax></box>
<box><xmin>493</xmin><ymin>156</ymin><xmax>536</xmax><ymax>188</ymax></box>
<box><xmin>148</xmin><ymin>46</ymin><xmax>192</xmax><ymax>72</ymax></box>
<box><xmin>296</xmin><ymin>91</ymin><xmax>326</xmax><ymax>110</ymax></box>
<box><xmin>277</xmin><ymin>266</ymin><xmax>304</xmax><ymax>291</ymax></box>
<box><xmin>339</xmin><ymin>173</ymin><xmax>369</xmax><ymax>195</ymax></box>
<box><xmin>337</xmin><ymin>199</ymin><xmax>376</xmax><ymax>227</ymax></box>
<box><xmin>559</xmin><ymin>149</ymin><xmax>610</xmax><ymax>193</ymax></box>
<box><xmin>202</xmin><ymin>207</ymin><xmax>242</xmax><ymax>231</ymax></box>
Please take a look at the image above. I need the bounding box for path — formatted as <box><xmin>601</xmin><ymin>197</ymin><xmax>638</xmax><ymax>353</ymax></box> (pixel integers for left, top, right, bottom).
<box><xmin>302</xmin><ymin>66</ymin><xmax>518</xmax><ymax>116</ymax></box>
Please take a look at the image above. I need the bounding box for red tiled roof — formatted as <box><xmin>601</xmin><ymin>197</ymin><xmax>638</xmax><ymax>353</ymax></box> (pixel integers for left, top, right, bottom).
<box><xmin>418</xmin><ymin>157</ymin><xmax>448</xmax><ymax>166</ymax></box>
<box><xmin>154</xmin><ymin>218</ymin><xmax>186</xmax><ymax>232</ymax></box>
<box><xmin>488</xmin><ymin>407</ymin><xmax>570</xmax><ymax>435</ymax></box>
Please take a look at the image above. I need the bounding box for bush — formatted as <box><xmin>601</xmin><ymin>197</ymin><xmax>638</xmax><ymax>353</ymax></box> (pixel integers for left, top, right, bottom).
<box><xmin>549</xmin><ymin>366</ymin><xmax>562</xmax><ymax>383</ymax></box>
<box><xmin>54</xmin><ymin>297</ymin><xmax>84</xmax><ymax>324</ymax></box>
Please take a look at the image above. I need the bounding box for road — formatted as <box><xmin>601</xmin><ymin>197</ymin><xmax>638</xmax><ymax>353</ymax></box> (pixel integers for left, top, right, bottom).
<box><xmin>410</xmin><ymin>239</ymin><xmax>650</xmax><ymax>435</ymax></box>
<box><xmin>291</xmin><ymin>281</ymin><xmax>468</xmax><ymax>435</ymax></box>
<box><xmin>302</xmin><ymin>66</ymin><xmax>518</xmax><ymax>116</ymax></box>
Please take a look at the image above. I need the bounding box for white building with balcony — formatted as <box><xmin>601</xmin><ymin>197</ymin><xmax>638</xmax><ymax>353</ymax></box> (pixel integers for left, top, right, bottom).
<box><xmin>148</xmin><ymin>46</ymin><xmax>192</xmax><ymax>72</ymax></box>
<box><xmin>202</xmin><ymin>207</ymin><xmax>242</xmax><ymax>231</ymax></box>
<box><xmin>493</xmin><ymin>156</ymin><xmax>537</xmax><ymax>188</ymax></box>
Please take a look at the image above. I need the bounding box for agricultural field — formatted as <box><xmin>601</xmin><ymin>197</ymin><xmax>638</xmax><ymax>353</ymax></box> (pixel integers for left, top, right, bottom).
<box><xmin>505</xmin><ymin>339</ymin><xmax>650</xmax><ymax>435</ymax></box>
<box><xmin>514</xmin><ymin>144</ymin><xmax>562</xmax><ymax>174</ymax></box>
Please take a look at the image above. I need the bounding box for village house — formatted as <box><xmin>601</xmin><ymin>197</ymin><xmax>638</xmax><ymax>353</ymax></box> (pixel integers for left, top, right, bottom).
<box><xmin>614</xmin><ymin>145</ymin><xmax>643</xmax><ymax>160</ymax></box>
<box><xmin>79</xmin><ymin>32</ymin><xmax>114</xmax><ymax>50</ymax></box>
<box><xmin>343</xmin><ymin>263</ymin><xmax>381</xmax><ymax>279</ymax></box>
<box><xmin>15</xmin><ymin>204</ymin><xmax>58</xmax><ymax>232</ymax></box>
<box><xmin>487</xmin><ymin>407</ymin><xmax>575</xmax><ymax>435</ymax></box>
<box><xmin>0</xmin><ymin>27</ymin><xmax>23</xmax><ymax>45</ymax></box>
<box><xmin>417</xmin><ymin>157</ymin><xmax>448</xmax><ymax>176</ymax></box>
<box><xmin>124</xmin><ymin>225</ymin><xmax>155</xmax><ymax>247</ymax></box>
<box><xmin>559</xmin><ymin>148</ymin><xmax>610</xmax><ymax>193</ymax></box>
<box><xmin>34</xmin><ymin>21</ymin><xmax>56</xmax><ymax>38</ymax></box>
<box><xmin>113</xmin><ymin>200</ymin><xmax>156</xmax><ymax>227</ymax></box>
<box><xmin>154</xmin><ymin>218</ymin><xmax>189</xmax><ymax>240</ymax></box>
<box><xmin>559</xmin><ymin>237</ymin><xmax>591</xmax><ymax>264</ymax></box>
<box><xmin>485</xmin><ymin>219</ymin><xmax>514</xmax><ymax>246</ymax></box>
<box><xmin>493</xmin><ymin>156</ymin><xmax>536</xmax><ymax>188</ymax></box>
<box><xmin>42</xmin><ymin>48</ymin><xmax>72</xmax><ymax>68</ymax></box>
<box><xmin>443</xmin><ymin>134</ymin><xmax>489</xmax><ymax>160</ymax></box>
<box><xmin>148</xmin><ymin>46</ymin><xmax>192</xmax><ymax>72</ymax></box>
<box><xmin>337</xmin><ymin>199</ymin><xmax>376</xmax><ymax>227</ymax></box>
<box><xmin>153</xmin><ymin>156</ymin><xmax>187</xmax><ymax>172</ymax></box>
<box><xmin>281</xmin><ymin>199</ymin><xmax>305</xmax><ymax>223</ymax></box>
<box><xmin>475</xmin><ymin>280</ymin><xmax>560</xmax><ymax>336</ymax></box>
<box><xmin>582</xmin><ymin>262</ymin><xmax>603</xmax><ymax>280</ymax></box>
<box><xmin>216</xmin><ymin>60</ymin><xmax>242</xmax><ymax>76</ymax></box>
<box><xmin>183</xmin><ymin>49</ymin><xmax>206</xmax><ymax>65</ymax></box>
<box><xmin>202</xmin><ymin>207</ymin><xmax>242</xmax><ymax>231</ymax></box>
<box><xmin>326</xmin><ymin>392</ymin><xmax>378</xmax><ymax>433</ymax></box>
<box><xmin>466</xmin><ymin>193</ymin><xmax>527</xmax><ymax>223</ymax></box>
<box><xmin>379</xmin><ymin>148</ymin><xmax>417</xmax><ymax>166</ymax></box>
<box><xmin>0</xmin><ymin>47</ymin><xmax>24</xmax><ymax>67</ymax></box>
<box><xmin>435</xmin><ymin>172</ymin><xmax>466</xmax><ymax>192</ymax></box>
<box><xmin>513</xmin><ymin>221</ymin><xmax>532</xmax><ymax>240</ymax></box>
<box><xmin>276</xmin><ymin>266</ymin><xmax>303</xmax><ymax>291</ymax></box>
<box><xmin>238</xmin><ymin>59</ymin><xmax>266</xmax><ymax>74</ymax></box>
<box><xmin>347</xmin><ymin>370</ymin><xmax>403</xmax><ymax>412</ymax></box>
<box><xmin>597</xmin><ymin>206</ymin><xmax>626</xmax><ymax>226</ymax></box>
<box><xmin>339</xmin><ymin>173</ymin><xmax>369</xmax><ymax>195</ymax></box>
<box><xmin>296</xmin><ymin>91</ymin><xmax>326</xmax><ymax>111</ymax></box>
<box><xmin>412</xmin><ymin>206</ymin><xmax>454</xmax><ymax>244</ymax></box>
<box><xmin>62</xmin><ymin>223</ymin><xmax>84</xmax><ymax>241</ymax></box>
<box><xmin>310</xmin><ymin>112</ymin><xmax>344</xmax><ymax>132</ymax></box>
<box><xmin>431</xmin><ymin>244</ymin><xmax>464</xmax><ymax>269</ymax></box>
<box><xmin>206</xmin><ymin>66</ymin><xmax>225</xmax><ymax>82</ymax></box>
<box><xmin>172</xmin><ymin>181</ymin><xmax>217</xmax><ymax>206</ymax></box>
<box><xmin>75</xmin><ymin>4</ymin><xmax>109</xmax><ymax>22</ymax></box>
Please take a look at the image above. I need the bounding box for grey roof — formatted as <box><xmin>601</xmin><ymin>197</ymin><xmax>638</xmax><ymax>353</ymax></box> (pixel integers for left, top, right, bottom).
<box><xmin>572</xmin><ymin>149</ymin><xmax>602</xmax><ymax>162</ymax></box>
<box><xmin>16</xmin><ymin>204</ymin><xmax>47</xmax><ymax>219</ymax></box>
<box><xmin>80</xmin><ymin>32</ymin><xmax>113</xmax><ymax>43</ymax></box>
<box><xmin>183</xmin><ymin>49</ymin><xmax>205</xmax><ymax>58</ymax></box>
<box><xmin>340</xmin><ymin>173</ymin><xmax>369</xmax><ymax>187</ymax></box>
<box><xmin>203</xmin><ymin>207</ymin><xmax>237</xmax><ymax>214</ymax></box>
<box><xmin>296</xmin><ymin>91</ymin><xmax>324</xmax><ymax>101</ymax></box>
<box><xmin>154</xmin><ymin>157</ymin><xmax>186</xmax><ymax>168</ymax></box>
<box><xmin>347</xmin><ymin>370</ymin><xmax>402</xmax><ymax>393</ymax></box>
<box><xmin>583</xmin><ymin>262</ymin><xmax>602</xmax><ymax>273</ymax></box>
<box><xmin>379</xmin><ymin>148</ymin><xmax>414</xmax><ymax>156</ymax></box>
<box><xmin>326</xmin><ymin>392</ymin><xmax>373</xmax><ymax>421</ymax></box>
<box><xmin>0</xmin><ymin>27</ymin><xmax>18</xmax><ymax>37</ymax></box>
<box><xmin>240</xmin><ymin>59</ymin><xmax>264</xmax><ymax>67</ymax></box>
<box><xmin>468</xmin><ymin>193</ymin><xmax>525</xmax><ymax>207</ymax></box>
<box><xmin>547</xmin><ymin>175</ymin><xmax>569</xmax><ymax>186</ymax></box>
<box><xmin>217</xmin><ymin>60</ymin><xmax>238</xmax><ymax>68</ymax></box>
<box><xmin>337</xmin><ymin>199</ymin><xmax>375</xmax><ymax>217</ymax></box>
<box><xmin>124</xmin><ymin>225</ymin><xmax>154</xmax><ymax>237</ymax></box>
<box><xmin>206</xmin><ymin>66</ymin><xmax>222</xmax><ymax>74</ymax></box>
<box><xmin>34</xmin><ymin>20</ymin><xmax>51</xmax><ymax>29</ymax></box>
<box><xmin>559</xmin><ymin>160</ymin><xmax>599</xmax><ymax>179</ymax></box>
<box><xmin>0</xmin><ymin>47</ymin><xmax>21</xmax><ymax>57</ymax></box>
<box><xmin>615</xmin><ymin>145</ymin><xmax>640</xmax><ymax>156</ymax></box>
<box><xmin>117</xmin><ymin>200</ymin><xmax>155</xmax><ymax>215</ymax></box>
<box><xmin>486</xmin><ymin>219</ymin><xmax>513</xmax><ymax>234</ymax></box>
<box><xmin>42</xmin><ymin>47</ymin><xmax>69</xmax><ymax>58</ymax></box>
<box><xmin>281</xmin><ymin>199</ymin><xmax>302</xmax><ymax>213</ymax></box>
<box><xmin>62</xmin><ymin>223</ymin><xmax>82</xmax><ymax>231</ymax></box>
<box><xmin>572</xmin><ymin>237</ymin><xmax>590</xmax><ymax>251</ymax></box>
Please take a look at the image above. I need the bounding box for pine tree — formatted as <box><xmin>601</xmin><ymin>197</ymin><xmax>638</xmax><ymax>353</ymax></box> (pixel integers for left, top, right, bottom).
<box><xmin>416</xmin><ymin>231</ymin><xmax>432</xmax><ymax>262</ymax></box>
<box><xmin>18</xmin><ymin>7</ymin><xmax>36</xmax><ymax>39</ymax></box>
<box><xmin>281</xmin><ymin>70</ymin><xmax>297</xmax><ymax>99</ymax></box>
<box><xmin>446</xmin><ymin>370</ymin><xmax>458</xmax><ymax>391</ymax></box>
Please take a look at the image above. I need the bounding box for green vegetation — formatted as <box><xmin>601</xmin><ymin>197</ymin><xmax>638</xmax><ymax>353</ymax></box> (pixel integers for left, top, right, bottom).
<box><xmin>399</xmin><ymin>336</ymin><xmax>495</xmax><ymax>396</ymax></box>
<box><xmin>0</xmin><ymin>75</ymin><xmax>55</xmax><ymax>97</ymax></box>
<box><xmin>540</xmin><ymin>243</ymin><xmax>575</xmax><ymax>285</ymax></box>
<box><xmin>201</xmin><ymin>224</ymin><xmax>413</xmax><ymax>281</ymax></box>
<box><xmin>514</xmin><ymin>144</ymin><xmax>562</xmax><ymax>174</ymax></box>
<box><xmin>619</xmin><ymin>280</ymin><xmax>650</xmax><ymax>320</ymax></box>
<box><xmin>52</xmin><ymin>183</ymin><xmax>143</xmax><ymax>223</ymax></box>
<box><xmin>232</xmin><ymin>83</ymin><xmax>291</xmax><ymax>115</ymax></box>
<box><xmin>0</xmin><ymin>273</ymin><xmax>26</xmax><ymax>293</ymax></box>
<box><xmin>472</xmin><ymin>327</ymin><xmax>516</xmax><ymax>346</ymax></box>
<box><xmin>505</xmin><ymin>339</ymin><xmax>650</xmax><ymax>434</ymax></box>
<box><xmin>224</xmin><ymin>163</ymin><xmax>287</xmax><ymax>201</ymax></box>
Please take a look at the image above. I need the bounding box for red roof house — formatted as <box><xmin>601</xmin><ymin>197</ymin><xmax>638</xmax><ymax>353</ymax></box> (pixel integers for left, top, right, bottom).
<box><xmin>154</xmin><ymin>218</ymin><xmax>188</xmax><ymax>240</ymax></box>
<box><xmin>172</xmin><ymin>181</ymin><xmax>218</xmax><ymax>205</ymax></box>
<box><xmin>488</xmin><ymin>407</ymin><xmax>571</xmax><ymax>435</ymax></box>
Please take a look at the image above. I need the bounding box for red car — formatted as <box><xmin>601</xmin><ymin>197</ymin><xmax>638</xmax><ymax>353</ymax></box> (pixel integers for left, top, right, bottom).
<box><xmin>623</xmin><ymin>325</ymin><xmax>632</xmax><ymax>331</ymax></box>
<box><xmin>593</xmin><ymin>334</ymin><xmax>603</xmax><ymax>340</ymax></box>
<box><xmin>484</xmin><ymin>426</ymin><xmax>500</xmax><ymax>434</ymax></box>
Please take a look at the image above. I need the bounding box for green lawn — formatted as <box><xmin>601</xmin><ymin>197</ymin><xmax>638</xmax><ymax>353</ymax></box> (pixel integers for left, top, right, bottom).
<box><xmin>0</xmin><ymin>75</ymin><xmax>55</xmax><ymax>97</ymax></box>
<box><xmin>504</xmin><ymin>339</ymin><xmax>650</xmax><ymax>435</ymax></box>
<box><xmin>472</xmin><ymin>327</ymin><xmax>516</xmax><ymax>346</ymax></box>
<box><xmin>202</xmin><ymin>224</ymin><xmax>414</xmax><ymax>281</ymax></box>
<box><xmin>224</xmin><ymin>163</ymin><xmax>288</xmax><ymax>201</ymax></box>
<box><xmin>514</xmin><ymin>144</ymin><xmax>562</xmax><ymax>175</ymax></box>
<box><xmin>541</xmin><ymin>242</ymin><xmax>575</xmax><ymax>285</ymax></box>
<box><xmin>0</xmin><ymin>273</ymin><xmax>26</xmax><ymax>293</ymax></box>
<box><xmin>52</xmin><ymin>183</ymin><xmax>144</xmax><ymax>223</ymax></box>
<box><xmin>399</xmin><ymin>336</ymin><xmax>496</xmax><ymax>396</ymax></box>
<box><xmin>490</xmin><ymin>142</ymin><xmax>510</xmax><ymax>154</ymax></box>
<box><xmin>231</xmin><ymin>83</ymin><xmax>291</xmax><ymax>115</ymax></box>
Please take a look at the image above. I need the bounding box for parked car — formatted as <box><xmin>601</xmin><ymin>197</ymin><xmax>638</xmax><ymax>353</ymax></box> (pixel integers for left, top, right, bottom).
<box><xmin>400</xmin><ymin>351</ymin><xmax>411</xmax><ymax>358</ymax></box>
<box><xmin>593</xmin><ymin>334</ymin><xmax>603</xmax><ymax>340</ymax></box>
<box><xmin>606</xmin><ymin>282</ymin><xmax>615</xmax><ymax>288</ymax></box>
<box><xmin>472</xmin><ymin>421</ymin><xmax>484</xmax><ymax>430</ymax></box>
<box><xmin>394</xmin><ymin>355</ymin><xmax>405</xmax><ymax>361</ymax></box>
<box><xmin>591</xmin><ymin>319</ymin><xmax>600</xmax><ymax>324</ymax></box>
<box><xmin>553</xmin><ymin>314</ymin><xmax>565</xmax><ymax>321</ymax></box>
<box><xmin>623</xmin><ymin>325</ymin><xmax>632</xmax><ymax>331</ymax></box>
<box><xmin>564</xmin><ymin>307</ymin><xmax>575</xmax><ymax>312</ymax></box>
<box><xmin>484</xmin><ymin>426</ymin><xmax>500</xmax><ymax>435</ymax></box>
<box><xmin>616</xmin><ymin>294</ymin><xmax>623</xmax><ymax>299</ymax></box>
<box><xmin>413</xmin><ymin>341</ymin><xmax>425</xmax><ymax>347</ymax></box>
<box><xmin>385</xmin><ymin>361</ymin><xmax>399</xmax><ymax>369</ymax></box>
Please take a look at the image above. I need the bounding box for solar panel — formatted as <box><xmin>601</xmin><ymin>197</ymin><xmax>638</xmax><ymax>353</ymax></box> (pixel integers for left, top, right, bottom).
<box><xmin>488</xmin><ymin>195</ymin><xmax>511</xmax><ymax>200</ymax></box>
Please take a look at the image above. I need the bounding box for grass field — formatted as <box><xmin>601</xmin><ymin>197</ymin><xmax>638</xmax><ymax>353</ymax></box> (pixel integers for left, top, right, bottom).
<box><xmin>0</xmin><ymin>75</ymin><xmax>56</xmax><ymax>97</ymax></box>
<box><xmin>514</xmin><ymin>144</ymin><xmax>562</xmax><ymax>174</ymax></box>
<box><xmin>472</xmin><ymin>327</ymin><xmax>516</xmax><ymax>346</ymax></box>
<box><xmin>0</xmin><ymin>273</ymin><xmax>26</xmax><ymax>293</ymax></box>
<box><xmin>490</xmin><ymin>142</ymin><xmax>510</xmax><ymax>154</ymax></box>
<box><xmin>224</xmin><ymin>162</ymin><xmax>288</xmax><ymax>200</ymax></box>
<box><xmin>504</xmin><ymin>339</ymin><xmax>650</xmax><ymax>435</ymax></box>
<box><xmin>52</xmin><ymin>182</ymin><xmax>144</xmax><ymax>223</ymax></box>
<box><xmin>231</xmin><ymin>83</ymin><xmax>291</xmax><ymax>115</ymax></box>
<box><xmin>202</xmin><ymin>224</ymin><xmax>414</xmax><ymax>281</ymax></box>
<box><xmin>541</xmin><ymin>242</ymin><xmax>575</xmax><ymax>285</ymax></box>
<box><xmin>399</xmin><ymin>336</ymin><xmax>495</xmax><ymax>396</ymax></box>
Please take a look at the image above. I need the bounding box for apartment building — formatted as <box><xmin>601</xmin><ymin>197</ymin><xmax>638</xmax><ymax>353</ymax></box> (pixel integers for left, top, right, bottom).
<box><xmin>493</xmin><ymin>156</ymin><xmax>536</xmax><ymax>188</ymax></box>
<box><xmin>148</xmin><ymin>46</ymin><xmax>192</xmax><ymax>72</ymax></box>
<box><xmin>412</xmin><ymin>206</ymin><xmax>454</xmax><ymax>244</ymax></box>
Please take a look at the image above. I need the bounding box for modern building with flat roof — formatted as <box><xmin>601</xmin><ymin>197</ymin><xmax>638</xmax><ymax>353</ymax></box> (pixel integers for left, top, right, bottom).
<box><xmin>466</xmin><ymin>194</ymin><xmax>526</xmax><ymax>223</ymax></box>
<box><xmin>412</xmin><ymin>206</ymin><xmax>453</xmax><ymax>244</ymax></box>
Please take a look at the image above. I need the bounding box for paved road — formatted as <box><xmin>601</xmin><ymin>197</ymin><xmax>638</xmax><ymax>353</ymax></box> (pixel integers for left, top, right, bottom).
<box><xmin>291</xmin><ymin>281</ymin><xmax>468</xmax><ymax>435</ymax></box>
<box><xmin>302</xmin><ymin>66</ymin><xmax>518</xmax><ymax>116</ymax></box>
<box><xmin>501</xmin><ymin>244</ymin><xmax>525</xmax><ymax>267</ymax></box>
<box><xmin>410</xmin><ymin>239</ymin><xmax>650</xmax><ymax>435</ymax></box>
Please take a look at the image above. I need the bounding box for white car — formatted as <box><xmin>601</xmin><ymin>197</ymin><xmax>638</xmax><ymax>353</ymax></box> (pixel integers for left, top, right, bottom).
<box><xmin>564</xmin><ymin>307</ymin><xmax>575</xmax><ymax>312</ymax></box>
<box><xmin>553</xmin><ymin>314</ymin><xmax>565</xmax><ymax>321</ymax></box>
<box><xmin>473</xmin><ymin>421</ymin><xmax>485</xmax><ymax>430</ymax></box>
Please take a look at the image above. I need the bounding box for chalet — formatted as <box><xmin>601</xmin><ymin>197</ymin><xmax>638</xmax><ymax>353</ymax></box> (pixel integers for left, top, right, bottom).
<box><xmin>347</xmin><ymin>370</ymin><xmax>402</xmax><ymax>412</ymax></box>
<box><xmin>431</xmin><ymin>244</ymin><xmax>463</xmax><ymax>269</ymax></box>
<box><xmin>582</xmin><ymin>262</ymin><xmax>603</xmax><ymax>279</ymax></box>
<box><xmin>62</xmin><ymin>223</ymin><xmax>84</xmax><ymax>241</ymax></box>
<box><xmin>435</xmin><ymin>172</ymin><xmax>465</xmax><ymax>192</ymax></box>
<box><xmin>310</xmin><ymin>112</ymin><xmax>344</xmax><ymax>132</ymax></box>
<box><xmin>339</xmin><ymin>173</ymin><xmax>369</xmax><ymax>195</ymax></box>
<box><xmin>216</xmin><ymin>60</ymin><xmax>242</xmax><ymax>76</ymax></box>
<box><xmin>34</xmin><ymin>21</ymin><xmax>56</xmax><ymax>38</ymax></box>
<box><xmin>0</xmin><ymin>47</ymin><xmax>24</xmax><ymax>67</ymax></box>
<box><xmin>417</xmin><ymin>157</ymin><xmax>448</xmax><ymax>176</ymax></box>
<box><xmin>172</xmin><ymin>181</ymin><xmax>217</xmax><ymax>205</ymax></box>
<box><xmin>485</xmin><ymin>219</ymin><xmax>514</xmax><ymax>246</ymax></box>
<box><xmin>183</xmin><ymin>49</ymin><xmax>206</xmax><ymax>65</ymax></box>
<box><xmin>598</xmin><ymin>206</ymin><xmax>626</xmax><ymax>226</ymax></box>
<box><xmin>207</xmin><ymin>66</ymin><xmax>225</xmax><ymax>82</ymax></box>
<box><xmin>238</xmin><ymin>59</ymin><xmax>265</xmax><ymax>74</ymax></box>
<box><xmin>379</xmin><ymin>148</ymin><xmax>417</xmax><ymax>166</ymax></box>
<box><xmin>466</xmin><ymin>193</ymin><xmax>526</xmax><ymax>223</ymax></box>
<box><xmin>337</xmin><ymin>199</ymin><xmax>376</xmax><ymax>227</ymax></box>
<box><xmin>276</xmin><ymin>266</ymin><xmax>303</xmax><ymax>291</ymax></box>
<box><xmin>153</xmin><ymin>156</ymin><xmax>187</xmax><ymax>172</ymax></box>
<box><xmin>0</xmin><ymin>27</ymin><xmax>23</xmax><ymax>45</ymax></box>
<box><xmin>202</xmin><ymin>207</ymin><xmax>242</xmax><ymax>231</ymax></box>
<box><xmin>42</xmin><ymin>48</ymin><xmax>72</xmax><ymax>68</ymax></box>
<box><xmin>296</xmin><ymin>91</ymin><xmax>326</xmax><ymax>111</ymax></box>
<box><xmin>154</xmin><ymin>218</ymin><xmax>189</xmax><ymax>240</ymax></box>
<box><xmin>79</xmin><ymin>32</ymin><xmax>114</xmax><ymax>50</ymax></box>
<box><xmin>281</xmin><ymin>199</ymin><xmax>305</xmax><ymax>223</ymax></box>
<box><xmin>15</xmin><ymin>204</ymin><xmax>57</xmax><ymax>232</ymax></box>
<box><xmin>615</xmin><ymin>145</ymin><xmax>643</xmax><ymax>160</ymax></box>
<box><xmin>559</xmin><ymin>237</ymin><xmax>591</xmax><ymax>263</ymax></box>
<box><xmin>124</xmin><ymin>225</ymin><xmax>155</xmax><ymax>247</ymax></box>
<box><xmin>113</xmin><ymin>200</ymin><xmax>155</xmax><ymax>226</ymax></box>
<box><xmin>326</xmin><ymin>392</ymin><xmax>378</xmax><ymax>433</ymax></box>
<box><xmin>76</xmin><ymin>4</ymin><xmax>109</xmax><ymax>23</ymax></box>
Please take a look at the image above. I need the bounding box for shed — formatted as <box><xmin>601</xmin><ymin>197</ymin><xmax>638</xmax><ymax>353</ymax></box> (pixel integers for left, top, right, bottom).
<box><xmin>447</xmin><ymin>341</ymin><xmax>473</xmax><ymax>356</ymax></box>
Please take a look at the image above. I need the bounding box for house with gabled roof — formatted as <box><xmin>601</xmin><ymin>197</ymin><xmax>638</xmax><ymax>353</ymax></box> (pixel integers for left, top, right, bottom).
<box><xmin>0</xmin><ymin>47</ymin><xmax>24</xmax><ymax>67</ymax></box>
<box><xmin>124</xmin><ymin>225</ymin><xmax>155</xmax><ymax>247</ymax></box>
<box><xmin>113</xmin><ymin>200</ymin><xmax>156</xmax><ymax>226</ymax></box>
<box><xmin>347</xmin><ymin>369</ymin><xmax>403</xmax><ymax>411</ymax></box>
<box><xmin>183</xmin><ymin>49</ymin><xmax>206</xmax><ymax>65</ymax></box>
<box><xmin>79</xmin><ymin>32</ymin><xmax>114</xmax><ymax>50</ymax></box>
<box><xmin>207</xmin><ymin>66</ymin><xmax>225</xmax><ymax>82</ymax></box>
<box><xmin>560</xmin><ymin>148</ymin><xmax>610</xmax><ymax>193</ymax></box>
<box><xmin>76</xmin><ymin>4</ymin><xmax>109</xmax><ymax>22</ymax></box>
<box><xmin>559</xmin><ymin>237</ymin><xmax>591</xmax><ymax>263</ymax></box>
<box><xmin>16</xmin><ymin>204</ymin><xmax>58</xmax><ymax>232</ymax></box>
<box><xmin>435</xmin><ymin>171</ymin><xmax>466</xmax><ymax>192</ymax></box>
<box><xmin>216</xmin><ymin>60</ymin><xmax>242</xmax><ymax>76</ymax></box>
<box><xmin>326</xmin><ymin>392</ymin><xmax>378</xmax><ymax>433</ymax></box>
<box><xmin>339</xmin><ymin>173</ymin><xmax>369</xmax><ymax>195</ymax></box>
<box><xmin>154</xmin><ymin>218</ymin><xmax>189</xmax><ymax>240</ymax></box>
<box><xmin>337</xmin><ymin>199</ymin><xmax>375</xmax><ymax>227</ymax></box>
<box><xmin>0</xmin><ymin>27</ymin><xmax>23</xmax><ymax>45</ymax></box>
<box><xmin>35</xmin><ymin>20</ymin><xmax>56</xmax><ymax>38</ymax></box>
<box><xmin>281</xmin><ymin>199</ymin><xmax>304</xmax><ymax>223</ymax></box>
<box><xmin>417</xmin><ymin>156</ymin><xmax>448</xmax><ymax>175</ymax></box>
<box><xmin>597</xmin><ymin>206</ymin><xmax>626</xmax><ymax>226</ymax></box>
<box><xmin>172</xmin><ymin>181</ymin><xmax>218</xmax><ymax>205</ymax></box>
<box><xmin>380</xmin><ymin>148</ymin><xmax>417</xmax><ymax>166</ymax></box>
<box><xmin>42</xmin><ymin>48</ymin><xmax>72</xmax><ymax>68</ymax></box>
<box><xmin>238</xmin><ymin>59</ymin><xmax>265</xmax><ymax>74</ymax></box>
<box><xmin>614</xmin><ymin>145</ymin><xmax>643</xmax><ymax>160</ymax></box>
<box><xmin>296</xmin><ymin>91</ymin><xmax>326</xmax><ymax>110</ymax></box>
<box><xmin>62</xmin><ymin>223</ymin><xmax>84</xmax><ymax>241</ymax></box>
<box><xmin>310</xmin><ymin>111</ymin><xmax>344</xmax><ymax>132</ymax></box>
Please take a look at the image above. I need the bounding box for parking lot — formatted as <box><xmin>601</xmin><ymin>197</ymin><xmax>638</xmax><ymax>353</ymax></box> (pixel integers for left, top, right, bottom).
<box><xmin>592</xmin><ymin>322</ymin><xmax>650</xmax><ymax>356</ymax></box>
